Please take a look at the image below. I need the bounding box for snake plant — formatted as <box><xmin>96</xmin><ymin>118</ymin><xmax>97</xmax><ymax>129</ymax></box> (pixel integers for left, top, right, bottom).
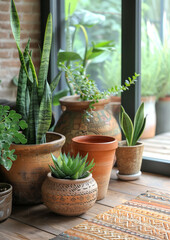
<box><xmin>119</xmin><ymin>103</ymin><xmax>146</xmax><ymax>146</ymax></box>
<box><xmin>10</xmin><ymin>0</ymin><xmax>61</xmax><ymax>144</ymax></box>
<box><xmin>49</xmin><ymin>152</ymin><xmax>95</xmax><ymax>180</ymax></box>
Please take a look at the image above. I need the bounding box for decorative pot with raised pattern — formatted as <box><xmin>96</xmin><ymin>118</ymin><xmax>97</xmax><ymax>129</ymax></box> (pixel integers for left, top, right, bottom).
<box><xmin>41</xmin><ymin>172</ymin><xmax>98</xmax><ymax>216</ymax></box>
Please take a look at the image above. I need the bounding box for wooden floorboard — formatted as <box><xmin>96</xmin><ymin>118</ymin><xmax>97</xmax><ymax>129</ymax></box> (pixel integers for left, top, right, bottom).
<box><xmin>0</xmin><ymin>169</ymin><xmax>169</xmax><ymax>240</ymax></box>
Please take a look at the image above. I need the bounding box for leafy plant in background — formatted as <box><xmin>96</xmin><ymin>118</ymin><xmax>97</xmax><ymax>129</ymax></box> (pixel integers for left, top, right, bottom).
<box><xmin>0</xmin><ymin>105</ymin><xmax>27</xmax><ymax>170</ymax></box>
<box><xmin>119</xmin><ymin>103</ymin><xmax>146</xmax><ymax>146</ymax></box>
<box><xmin>10</xmin><ymin>0</ymin><xmax>62</xmax><ymax>144</ymax></box>
<box><xmin>49</xmin><ymin>152</ymin><xmax>95</xmax><ymax>180</ymax></box>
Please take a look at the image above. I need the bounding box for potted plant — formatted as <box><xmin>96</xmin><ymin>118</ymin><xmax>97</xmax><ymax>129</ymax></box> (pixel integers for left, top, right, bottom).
<box><xmin>54</xmin><ymin>15</ymin><xmax>138</xmax><ymax>154</ymax></box>
<box><xmin>1</xmin><ymin>0</ymin><xmax>65</xmax><ymax>205</ymax></box>
<box><xmin>0</xmin><ymin>105</ymin><xmax>27</xmax><ymax>221</ymax></box>
<box><xmin>41</xmin><ymin>152</ymin><xmax>97</xmax><ymax>216</ymax></box>
<box><xmin>116</xmin><ymin>103</ymin><xmax>146</xmax><ymax>180</ymax></box>
<box><xmin>72</xmin><ymin>135</ymin><xmax>118</xmax><ymax>200</ymax></box>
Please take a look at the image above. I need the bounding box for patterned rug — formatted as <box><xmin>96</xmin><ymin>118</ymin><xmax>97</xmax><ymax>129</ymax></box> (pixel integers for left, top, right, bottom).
<box><xmin>54</xmin><ymin>191</ymin><xmax>170</xmax><ymax>240</ymax></box>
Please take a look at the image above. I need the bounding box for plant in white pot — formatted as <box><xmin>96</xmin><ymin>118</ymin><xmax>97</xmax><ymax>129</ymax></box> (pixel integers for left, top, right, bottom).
<box><xmin>116</xmin><ymin>103</ymin><xmax>146</xmax><ymax>180</ymax></box>
<box><xmin>41</xmin><ymin>152</ymin><xmax>97</xmax><ymax>216</ymax></box>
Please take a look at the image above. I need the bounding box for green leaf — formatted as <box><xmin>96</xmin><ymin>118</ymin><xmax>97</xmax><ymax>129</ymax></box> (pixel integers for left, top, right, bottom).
<box><xmin>38</xmin><ymin>13</ymin><xmax>52</xmax><ymax>102</ymax></box>
<box><xmin>37</xmin><ymin>81</ymin><xmax>52</xmax><ymax>144</ymax></box>
<box><xmin>53</xmin><ymin>89</ymin><xmax>68</xmax><ymax>106</ymax></box>
<box><xmin>50</xmin><ymin>71</ymin><xmax>62</xmax><ymax>93</ymax></box>
<box><xmin>57</xmin><ymin>50</ymin><xmax>82</xmax><ymax>65</ymax></box>
<box><xmin>132</xmin><ymin>102</ymin><xmax>145</xmax><ymax>145</ymax></box>
<box><xmin>10</xmin><ymin>0</ymin><xmax>20</xmax><ymax>46</ymax></box>
<box><xmin>19</xmin><ymin>120</ymin><xmax>28</xmax><ymax>130</ymax></box>
<box><xmin>120</xmin><ymin>106</ymin><xmax>133</xmax><ymax>146</ymax></box>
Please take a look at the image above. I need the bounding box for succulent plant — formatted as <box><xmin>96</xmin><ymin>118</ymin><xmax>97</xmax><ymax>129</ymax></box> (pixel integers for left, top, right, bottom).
<box><xmin>49</xmin><ymin>152</ymin><xmax>95</xmax><ymax>180</ymax></box>
<box><xmin>119</xmin><ymin>103</ymin><xmax>146</xmax><ymax>146</ymax></box>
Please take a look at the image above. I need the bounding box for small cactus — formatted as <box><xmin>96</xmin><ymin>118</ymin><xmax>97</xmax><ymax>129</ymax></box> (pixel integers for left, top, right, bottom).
<box><xmin>49</xmin><ymin>152</ymin><xmax>95</xmax><ymax>180</ymax></box>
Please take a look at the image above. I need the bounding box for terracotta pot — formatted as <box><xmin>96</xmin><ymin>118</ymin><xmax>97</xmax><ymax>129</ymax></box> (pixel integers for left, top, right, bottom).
<box><xmin>54</xmin><ymin>95</ymin><xmax>121</xmax><ymax>155</ymax></box>
<box><xmin>156</xmin><ymin>96</ymin><xmax>170</xmax><ymax>134</ymax></box>
<box><xmin>72</xmin><ymin>135</ymin><xmax>118</xmax><ymax>200</ymax></box>
<box><xmin>41</xmin><ymin>172</ymin><xmax>98</xmax><ymax>216</ymax></box>
<box><xmin>141</xmin><ymin>96</ymin><xmax>156</xmax><ymax>139</ymax></box>
<box><xmin>116</xmin><ymin>141</ymin><xmax>144</xmax><ymax>178</ymax></box>
<box><xmin>1</xmin><ymin>132</ymin><xmax>65</xmax><ymax>205</ymax></box>
<box><xmin>0</xmin><ymin>183</ymin><xmax>12</xmax><ymax>222</ymax></box>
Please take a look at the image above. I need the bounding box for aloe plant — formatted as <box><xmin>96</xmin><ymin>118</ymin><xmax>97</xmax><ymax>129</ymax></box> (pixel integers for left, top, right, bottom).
<box><xmin>49</xmin><ymin>152</ymin><xmax>95</xmax><ymax>180</ymax></box>
<box><xmin>10</xmin><ymin>0</ymin><xmax>62</xmax><ymax>144</ymax></box>
<box><xmin>119</xmin><ymin>103</ymin><xmax>146</xmax><ymax>146</ymax></box>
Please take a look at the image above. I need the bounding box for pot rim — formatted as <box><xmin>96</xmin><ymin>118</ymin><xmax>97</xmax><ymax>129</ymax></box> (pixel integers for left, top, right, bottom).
<box><xmin>0</xmin><ymin>183</ymin><xmax>12</xmax><ymax>196</ymax></box>
<box><xmin>46</xmin><ymin>172</ymin><xmax>92</xmax><ymax>184</ymax></box>
<box><xmin>11</xmin><ymin>132</ymin><xmax>65</xmax><ymax>148</ymax></box>
<box><xmin>118</xmin><ymin>140</ymin><xmax>144</xmax><ymax>148</ymax></box>
<box><xmin>59</xmin><ymin>95</ymin><xmax>110</xmax><ymax>106</ymax></box>
<box><xmin>72</xmin><ymin>135</ymin><xmax>118</xmax><ymax>151</ymax></box>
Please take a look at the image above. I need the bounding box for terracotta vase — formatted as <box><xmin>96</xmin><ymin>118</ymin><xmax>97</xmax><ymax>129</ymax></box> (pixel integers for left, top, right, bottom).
<box><xmin>1</xmin><ymin>132</ymin><xmax>65</xmax><ymax>205</ymax></box>
<box><xmin>156</xmin><ymin>96</ymin><xmax>170</xmax><ymax>134</ymax></box>
<box><xmin>54</xmin><ymin>95</ymin><xmax>121</xmax><ymax>155</ymax></box>
<box><xmin>72</xmin><ymin>135</ymin><xmax>118</xmax><ymax>200</ymax></box>
<box><xmin>116</xmin><ymin>141</ymin><xmax>144</xmax><ymax>180</ymax></box>
<box><xmin>41</xmin><ymin>172</ymin><xmax>98</xmax><ymax>216</ymax></box>
<box><xmin>0</xmin><ymin>183</ymin><xmax>12</xmax><ymax>222</ymax></box>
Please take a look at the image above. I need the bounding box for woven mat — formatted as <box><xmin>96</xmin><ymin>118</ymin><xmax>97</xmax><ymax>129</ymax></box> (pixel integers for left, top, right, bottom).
<box><xmin>53</xmin><ymin>191</ymin><xmax>170</xmax><ymax>240</ymax></box>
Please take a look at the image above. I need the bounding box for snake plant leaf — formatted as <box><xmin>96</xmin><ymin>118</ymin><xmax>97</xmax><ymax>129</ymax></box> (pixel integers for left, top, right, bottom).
<box><xmin>27</xmin><ymin>80</ymin><xmax>39</xmax><ymax>144</ymax></box>
<box><xmin>132</xmin><ymin>117</ymin><xmax>146</xmax><ymax>146</ymax></box>
<box><xmin>28</xmin><ymin>55</ymin><xmax>38</xmax><ymax>86</ymax></box>
<box><xmin>120</xmin><ymin>106</ymin><xmax>133</xmax><ymax>146</ymax></box>
<box><xmin>10</xmin><ymin>0</ymin><xmax>20</xmax><ymax>46</ymax></box>
<box><xmin>16</xmin><ymin>40</ymin><xmax>30</xmax><ymax>122</ymax></box>
<box><xmin>38</xmin><ymin>13</ymin><xmax>52</xmax><ymax>101</ymax></box>
<box><xmin>37</xmin><ymin>81</ymin><xmax>52</xmax><ymax>144</ymax></box>
<box><xmin>50</xmin><ymin>71</ymin><xmax>62</xmax><ymax>93</ymax></box>
<box><xmin>132</xmin><ymin>102</ymin><xmax>145</xmax><ymax>145</ymax></box>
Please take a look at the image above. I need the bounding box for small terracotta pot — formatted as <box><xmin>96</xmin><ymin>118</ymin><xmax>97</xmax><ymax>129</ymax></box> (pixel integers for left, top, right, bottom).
<box><xmin>55</xmin><ymin>95</ymin><xmax>121</xmax><ymax>155</ymax></box>
<box><xmin>0</xmin><ymin>183</ymin><xmax>12</xmax><ymax>222</ymax></box>
<box><xmin>1</xmin><ymin>132</ymin><xmax>65</xmax><ymax>205</ymax></box>
<box><xmin>116</xmin><ymin>141</ymin><xmax>144</xmax><ymax>176</ymax></box>
<box><xmin>72</xmin><ymin>135</ymin><xmax>118</xmax><ymax>200</ymax></box>
<box><xmin>41</xmin><ymin>172</ymin><xmax>98</xmax><ymax>216</ymax></box>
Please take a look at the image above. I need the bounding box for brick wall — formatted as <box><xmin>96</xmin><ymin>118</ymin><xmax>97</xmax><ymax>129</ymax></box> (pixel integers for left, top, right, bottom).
<box><xmin>0</xmin><ymin>0</ymin><xmax>41</xmax><ymax>101</ymax></box>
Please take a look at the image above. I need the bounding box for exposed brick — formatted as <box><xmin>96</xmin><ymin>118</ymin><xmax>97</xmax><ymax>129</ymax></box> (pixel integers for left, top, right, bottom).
<box><xmin>0</xmin><ymin>22</ymin><xmax>11</xmax><ymax>30</ymax></box>
<box><xmin>0</xmin><ymin>3</ymin><xmax>10</xmax><ymax>12</ymax></box>
<box><xmin>20</xmin><ymin>23</ymin><xmax>40</xmax><ymax>31</ymax></box>
<box><xmin>0</xmin><ymin>42</ymin><xmax>17</xmax><ymax>49</ymax></box>
<box><xmin>0</xmin><ymin>31</ymin><xmax>9</xmax><ymax>38</ymax></box>
<box><xmin>22</xmin><ymin>13</ymin><xmax>40</xmax><ymax>22</ymax></box>
<box><xmin>0</xmin><ymin>60</ymin><xmax>20</xmax><ymax>68</ymax></box>
<box><xmin>15</xmin><ymin>5</ymin><xmax>33</xmax><ymax>13</ymax></box>
<box><xmin>0</xmin><ymin>13</ymin><xmax>9</xmax><ymax>21</ymax></box>
<box><xmin>0</xmin><ymin>51</ymin><xmax>10</xmax><ymax>58</ymax></box>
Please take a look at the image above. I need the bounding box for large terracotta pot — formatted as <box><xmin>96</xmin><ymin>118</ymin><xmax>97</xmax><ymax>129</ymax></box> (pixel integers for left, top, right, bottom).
<box><xmin>55</xmin><ymin>95</ymin><xmax>121</xmax><ymax>155</ymax></box>
<box><xmin>116</xmin><ymin>141</ymin><xmax>144</xmax><ymax>180</ymax></box>
<box><xmin>72</xmin><ymin>135</ymin><xmax>118</xmax><ymax>200</ymax></box>
<box><xmin>41</xmin><ymin>172</ymin><xmax>98</xmax><ymax>216</ymax></box>
<box><xmin>0</xmin><ymin>183</ymin><xmax>12</xmax><ymax>222</ymax></box>
<box><xmin>1</xmin><ymin>132</ymin><xmax>65</xmax><ymax>205</ymax></box>
<box><xmin>156</xmin><ymin>96</ymin><xmax>170</xmax><ymax>134</ymax></box>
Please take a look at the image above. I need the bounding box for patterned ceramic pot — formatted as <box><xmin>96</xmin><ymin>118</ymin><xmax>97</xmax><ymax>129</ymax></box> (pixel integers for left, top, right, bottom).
<box><xmin>41</xmin><ymin>172</ymin><xmax>98</xmax><ymax>216</ymax></box>
<box><xmin>1</xmin><ymin>132</ymin><xmax>65</xmax><ymax>205</ymax></box>
<box><xmin>72</xmin><ymin>135</ymin><xmax>118</xmax><ymax>200</ymax></box>
<box><xmin>116</xmin><ymin>141</ymin><xmax>144</xmax><ymax>177</ymax></box>
<box><xmin>54</xmin><ymin>95</ymin><xmax>121</xmax><ymax>155</ymax></box>
<box><xmin>0</xmin><ymin>183</ymin><xmax>12</xmax><ymax>222</ymax></box>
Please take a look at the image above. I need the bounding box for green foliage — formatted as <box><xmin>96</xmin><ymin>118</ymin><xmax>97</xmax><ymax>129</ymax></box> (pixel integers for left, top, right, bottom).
<box><xmin>119</xmin><ymin>103</ymin><xmax>146</xmax><ymax>146</ymax></box>
<box><xmin>0</xmin><ymin>105</ymin><xmax>28</xmax><ymax>171</ymax></box>
<box><xmin>10</xmin><ymin>0</ymin><xmax>62</xmax><ymax>144</ymax></box>
<box><xmin>49</xmin><ymin>152</ymin><xmax>95</xmax><ymax>180</ymax></box>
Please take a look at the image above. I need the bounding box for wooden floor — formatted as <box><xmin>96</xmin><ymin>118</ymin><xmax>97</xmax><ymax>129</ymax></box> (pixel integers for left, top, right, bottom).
<box><xmin>0</xmin><ymin>169</ymin><xmax>169</xmax><ymax>240</ymax></box>
<box><xmin>142</xmin><ymin>132</ymin><xmax>170</xmax><ymax>161</ymax></box>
